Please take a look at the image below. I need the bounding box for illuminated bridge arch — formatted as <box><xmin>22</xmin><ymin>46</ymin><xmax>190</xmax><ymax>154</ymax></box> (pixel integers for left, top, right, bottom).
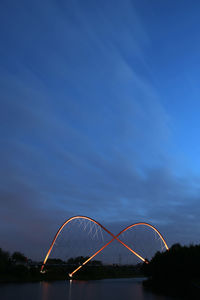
<box><xmin>41</xmin><ymin>216</ymin><xmax>169</xmax><ymax>277</ymax></box>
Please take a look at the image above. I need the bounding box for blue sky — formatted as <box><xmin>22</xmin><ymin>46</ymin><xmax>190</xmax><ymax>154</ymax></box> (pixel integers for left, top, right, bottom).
<box><xmin>1</xmin><ymin>0</ymin><xmax>200</xmax><ymax>259</ymax></box>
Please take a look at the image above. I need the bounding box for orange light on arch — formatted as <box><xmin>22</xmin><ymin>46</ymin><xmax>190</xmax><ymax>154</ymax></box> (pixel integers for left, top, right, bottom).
<box><xmin>40</xmin><ymin>216</ymin><xmax>169</xmax><ymax>276</ymax></box>
<box><xmin>117</xmin><ymin>222</ymin><xmax>169</xmax><ymax>251</ymax></box>
<box><xmin>41</xmin><ymin>215</ymin><xmax>118</xmax><ymax>272</ymax></box>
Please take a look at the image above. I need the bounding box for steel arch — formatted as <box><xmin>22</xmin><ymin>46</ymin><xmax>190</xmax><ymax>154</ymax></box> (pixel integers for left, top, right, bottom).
<box><xmin>40</xmin><ymin>216</ymin><xmax>169</xmax><ymax>277</ymax></box>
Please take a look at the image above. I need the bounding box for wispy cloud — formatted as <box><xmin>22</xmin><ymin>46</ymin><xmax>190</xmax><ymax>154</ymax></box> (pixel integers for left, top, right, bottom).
<box><xmin>0</xmin><ymin>0</ymin><xmax>200</xmax><ymax>258</ymax></box>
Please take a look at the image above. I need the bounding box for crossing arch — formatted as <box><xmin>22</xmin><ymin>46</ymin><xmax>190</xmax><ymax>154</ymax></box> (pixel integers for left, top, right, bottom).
<box><xmin>40</xmin><ymin>216</ymin><xmax>169</xmax><ymax>276</ymax></box>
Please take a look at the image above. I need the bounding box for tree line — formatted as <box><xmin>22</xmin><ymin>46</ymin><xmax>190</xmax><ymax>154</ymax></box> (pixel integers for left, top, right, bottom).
<box><xmin>142</xmin><ymin>243</ymin><xmax>200</xmax><ymax>299</ymax></box>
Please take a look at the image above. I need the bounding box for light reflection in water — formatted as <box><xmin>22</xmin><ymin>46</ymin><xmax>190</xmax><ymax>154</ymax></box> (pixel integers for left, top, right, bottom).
<box><xmin>0</xmin><ymin>278</ymin><xmax>174</xmax><ymax>300</ymax></box>
<box><xmin>42</xmin><ymin>281</ymin><xmax>50</xmax><ymax>300</ymax></box>
<box><xmin>68</xmin><ymin>279</ymin><xmax>72</xmax><ymax>300</ymax></box>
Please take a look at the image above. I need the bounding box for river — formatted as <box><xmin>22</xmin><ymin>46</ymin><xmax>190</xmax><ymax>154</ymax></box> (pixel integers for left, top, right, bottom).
<box><xmin>0</xmin><ymin>278</ymin><xmax>174</xmax><ymax>300</ymax></box>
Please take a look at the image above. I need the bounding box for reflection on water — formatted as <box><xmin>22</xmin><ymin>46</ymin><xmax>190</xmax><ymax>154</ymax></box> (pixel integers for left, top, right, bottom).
<box><xmin>42</xmin><ymin>282</ymin><xmax>50</xmax><ymax>300</ymax></box>
<box><xmin>0</xmin><ymin>278</ymin><xmax>174</xmax><ymax>300</ymax></box>
<box><xmin>68</xmin><ymin>279</ymin><xmax>72</xmax><ymax>299</ymax></box>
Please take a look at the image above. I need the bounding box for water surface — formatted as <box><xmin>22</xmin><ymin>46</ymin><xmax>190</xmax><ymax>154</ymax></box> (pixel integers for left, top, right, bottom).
<box><xmin>0</xmin><ymin>278</ymin><xmax>174</xmax><ymax>300</ymax></box>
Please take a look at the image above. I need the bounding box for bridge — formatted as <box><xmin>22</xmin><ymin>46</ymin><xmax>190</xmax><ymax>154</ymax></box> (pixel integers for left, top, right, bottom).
<box><xmin>41</xmin><ymin>216</ymin><xmax>169</xmax><ymax>277</ymax></box>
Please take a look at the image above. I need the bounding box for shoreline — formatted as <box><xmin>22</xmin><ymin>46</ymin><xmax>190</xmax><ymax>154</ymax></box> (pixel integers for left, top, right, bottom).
<box><xmin>0</xmin><ymin>274</ymin><xmax>145</xmax><ymax>284</ymax></box>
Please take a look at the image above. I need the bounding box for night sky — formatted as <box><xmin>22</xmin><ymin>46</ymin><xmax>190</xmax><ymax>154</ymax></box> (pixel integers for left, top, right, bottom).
<box><xmin>1</xmin><ymin>0</ymin><xmax>200</xmax><ymax>260</ymax></box>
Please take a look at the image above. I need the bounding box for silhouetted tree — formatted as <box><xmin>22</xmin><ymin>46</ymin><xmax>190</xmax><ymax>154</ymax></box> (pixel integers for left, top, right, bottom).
<box><xmin>12</xmin><ymin>251</ymin><xmax>27</xmax><ymax>263</ymax></box>
<box><xmin>47</xmin><ymin>258</ymin><xmax>65</xmax><ymax>264</ymax></box>
<box><xmin>67</xmin><ymin>256</ymin><xmax>102</xmax><ymax>266</ymax></box>
<box><xmin>142</xmin><ymin>243</ymin><xmax>200</xmax><ymax>298</ymax></box>
<box><xmin>0</xmin><ymin>248</ymin><xmax>10</xmax><ymax>273</ymax></box>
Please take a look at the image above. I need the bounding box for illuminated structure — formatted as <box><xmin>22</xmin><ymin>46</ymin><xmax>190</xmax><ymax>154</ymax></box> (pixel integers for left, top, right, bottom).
<box><xmin>41</xmin><ymin>216</ymin><xmax>169</xmax><ymax>277</ymax></box>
